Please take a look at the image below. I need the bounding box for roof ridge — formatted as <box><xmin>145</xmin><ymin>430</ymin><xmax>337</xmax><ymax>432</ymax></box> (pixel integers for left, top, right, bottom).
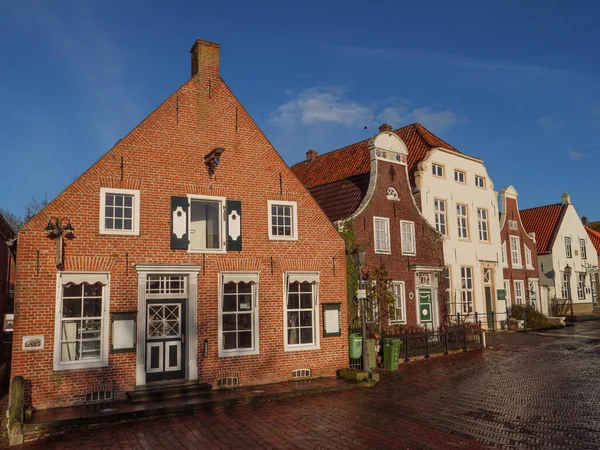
<box><xmin>519</xmin><ymin>202</ymin><xmax>563</xmax><ymax>213</ymax></box>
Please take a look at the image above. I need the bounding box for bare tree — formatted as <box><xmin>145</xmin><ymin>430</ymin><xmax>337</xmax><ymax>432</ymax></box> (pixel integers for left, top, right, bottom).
<box><xmin>0</xmin><ymin>208</ymin><xmax>23</xmax><ymax>233</ymax></box>
<box><xmin>24</xmin><ymin>193</ymin><xmax>50</xmax><ymax>222</ymax></box>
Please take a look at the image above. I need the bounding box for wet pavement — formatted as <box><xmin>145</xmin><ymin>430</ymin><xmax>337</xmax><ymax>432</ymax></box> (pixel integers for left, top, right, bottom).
<box><xmin>19</xmin><ymin>321</ymin><xmax>600</xmax><ymax>449</ymax></box>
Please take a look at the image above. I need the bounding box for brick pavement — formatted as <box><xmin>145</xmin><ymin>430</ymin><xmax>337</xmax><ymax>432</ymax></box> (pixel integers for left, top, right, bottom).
<box><xmin>18</xmin><ymin>322</ymin><xmax>600</xmax><ymax>449</ymax></box>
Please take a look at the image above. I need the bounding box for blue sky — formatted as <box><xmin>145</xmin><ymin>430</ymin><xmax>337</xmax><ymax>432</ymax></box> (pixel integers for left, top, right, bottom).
<box><xmin>2</xmin><ymin>0</ymin><xmax>600</xmax><ymax>219</ymax></box>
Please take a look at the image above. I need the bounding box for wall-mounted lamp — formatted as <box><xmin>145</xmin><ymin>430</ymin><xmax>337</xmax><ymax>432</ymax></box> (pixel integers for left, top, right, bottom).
<box><xmin>44</xmin><ymin>218</ymin><xmax>75</xmax><ymax>239</ymax></box>
<box><xmin>203</xmin><ymin>338</ymin><xmax>209</xmax><ymax>357</ymax></box>
<box><xmin>204</xmin><ymin>147</ymin><xmax>226</xmax><ymax>176</ymax></box>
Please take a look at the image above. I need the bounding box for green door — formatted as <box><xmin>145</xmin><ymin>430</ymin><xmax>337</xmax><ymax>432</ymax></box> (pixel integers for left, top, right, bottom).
<box><xmin>419</xmin><ymin>288</ymin><xmax>433</xmax><ymax>323</ymax></box>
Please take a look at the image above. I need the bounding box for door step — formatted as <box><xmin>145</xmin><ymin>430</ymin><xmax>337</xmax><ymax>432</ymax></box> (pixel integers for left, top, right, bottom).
<box><xmin>126</xmin><ymin>381</ymin><xmax>213</xmax><ymax>403</ymax></box>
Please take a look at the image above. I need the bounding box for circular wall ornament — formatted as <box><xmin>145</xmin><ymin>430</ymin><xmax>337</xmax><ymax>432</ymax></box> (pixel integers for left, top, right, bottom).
<box><xmin>408</xmin><ymin>292</ymin><xmax>414</xmax><ymax>300</ymax></box>
<box><xmin>422</xmin><ymin>308</ymin><xmax>429</xmax><ymax>316</ymax></box>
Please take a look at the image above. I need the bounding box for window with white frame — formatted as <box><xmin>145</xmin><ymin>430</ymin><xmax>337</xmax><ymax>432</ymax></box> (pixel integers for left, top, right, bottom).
<box><xmin>510</xmin><ymin>236</ymin><xmax>522</xmax><ymax>267</ymax></box>
<box><xmin>475</xmin><ymin>175</ymin><xmax>486</xmax><ymax>188</ymax></box>
<box><xmin>268</xmin><ymin>200</ymin><xmax>298</xmax><ymax>240</ymax></box>
<box><xmin>285</xmin><ymin>273</ymin><xmax>319</xmax><ymax>351</ymax></box>
<box><xmin>561</xmin><ymin>272</ymin><xmax>570</xmax><ymax>299</ymax></box>
<box><xmin>580</xmin><ymin>239</ymin><xmax>587</xmax><ymax>259</ymax></box>
<box><xmin>525</xmin><ymin>246</ymin><xmax>533</xmax><ymax>269</ymax></box>
<box><xmin>528</xmin><ymin>280</ymin><xmax>538</xmax><ymax>307</ymax></box>
<box><xmin>460</xmin><ymin>267</ymin><xmax>473</xmax><ymax>314</ymax></box>
<box><xmin>99</xmin><ymin>188</ymin><xmax>140</xmax><ymax>235</ymax></box>
<box><xmin>444</xmin><ymin>267</ymin><xmax>452</xmax><ymax>313</ymax></box>
<box><xmin>189</xmin><ymin>196</ymin><xmax>225</xmax><ymax>251</ymax></box>
<box><xmin>457</xmin><ymin>204</ymin><xmax>468</xmax><ymax>239</ymax></box>
<box><xmin>401</xmin><ymin>221</ymin><xmax>416</xmax><ymax>255</ymax></box>
<box><xmin>54</xmin><ymin>273</ymin><xmax>109</xmax><ymax>371</ymax></box>
<box><xmin>434</xmin><ymin>199</ymin><xmax>447</xmax><ymax>236</ymax></box>
<box><xmin>477</xmin><ymin>208</ymin><xmax>489</xmax><ymax>242</ymax></box>
<box><xmin>565</xmin><ymin>236</ymin><xmax>572</xmax><ymax>258</ymax></box>
<box><xmin>591</xmin><ymin>274</ymin><xmax>597</xmax><ymax>303</ymax></box>
<box><xmin>514</xmin><ymin>280</ymin><xmax>524</xmax><ymax>305</ymax></box>
<box><xmin>454</xmin><ymin>170</ymin><xmax>466</xmax><ymax>183</ymax></box>
<box><xmin>501</xmin><ymin>242</ymin><xmax>507</xmax><ymax>267</ymax></box>
<box><xmin>389</xmin><ymin>281</ymin><xmax>406</xmax><ymax>324</ymax></box>
<box><xmin>432</xmin><ymin>163</ymin><xmax>444</xmax><ymax>178</ymax></box>
<box><xmin>503</xmin><ymin>280</ymin><xmax>511</xmax><ymax>304</ymax></box>
<box><xmin>374</xmin><ymin>217</ymin><xmax>391</xmax><ymax>254</ymax></box>
<box><xmin>577</xmin><ymin>273</ymin><xmax>586</xmax><ymax>299</ymax></box>
<box><xmin>220</xmin><ymin>273</ymin><xmax>259</xmax><ymax>356</ymax></box>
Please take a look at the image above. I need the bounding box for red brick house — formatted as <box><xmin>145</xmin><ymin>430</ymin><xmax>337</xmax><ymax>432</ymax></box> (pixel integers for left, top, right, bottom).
<box><xmin>11</xmin><ymin>40</ymin><xmax>347</xmax><ymax>410</ymax></box>
<box><xmin>0</xmin><ymin>213</ymin><xmax>15</xmax><ymax>389</ymax></box>
<box><xmin>584</xmin><ymin>225</ymin><xmax>600</xmax><ymax>310</ymax></box>
<box><xmin>291</xmin><ymin>124</ymin><xmax>445</xmax><ymax>330</ymax></box>
<box><xmin>498</xmin><ymin>186</ymin><xmax>541</xmax><ymax>313</ymax></box>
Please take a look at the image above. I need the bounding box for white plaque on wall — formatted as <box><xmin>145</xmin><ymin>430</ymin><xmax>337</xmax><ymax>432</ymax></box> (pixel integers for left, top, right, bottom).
<box><xmin>22</xmin><ymin>335</ymin><xmax>44</xmax><ymax>351</ymax></box>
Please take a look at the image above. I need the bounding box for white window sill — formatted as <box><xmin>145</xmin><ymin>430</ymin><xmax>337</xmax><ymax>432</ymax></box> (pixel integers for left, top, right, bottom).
<box><xmin>526</xmin><ymin>265</ymin><xmax>535</xmax><ymax>270</ymax></box>
<box><xmin>375</xmin><ymin>250</ymin><xmax>391</xmax><ymax>255</ymax></box>
<box><xmin>187</xmin><ymin>248</ymin><xmax>226</xmax><ymax>254</ymax></box>
<box><xmin>284</xmin><ymin>344</ymin><xmax>320</xmax><ymax>352</ymax></box>
<box><xmin>268</xmin><ymin>235</ymin><xmax>298</xmax><ymax>241</ymax></box>
<box><xmin>512</xmin><ymin>265</ymin><xmax>523</xmax><ymax>269</ymax></box>
<box><xmin>100</xmin><ymin>230</ymin><xmax>139</xmax><ymax>236</ymax></box>
<box><xmin>401</xmin><ymin>251</ymin><xmax>416</xmax><ymax>256</ymax></box>
<box><xmin>389</xmin><ymin>320</ymin><xmax>407</xmax><ymax>325</ymax></box>
<box><xmin>219</xmin><ymin>348</ymin><xmax>259</xmax><ymax>358</ymax></box>
<box><xmin>54</xmin><ymin>360</ymin><xmax>108</xmax><ymax>371</ymax></box>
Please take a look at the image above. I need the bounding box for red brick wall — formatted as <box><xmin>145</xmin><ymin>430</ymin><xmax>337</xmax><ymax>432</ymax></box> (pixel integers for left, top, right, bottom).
<box><xmin>501</xmin><ymin>197</ymin><xmax>539</xmax><ymax>303</ymax></box>
<box><xmin>349</xmin><ymin>158</ymin><xmax>445</xmax><ymax>327</ymax></box>
<box><xmin>11</xmin><ymin>42</ymin><xmax>347</xmax><ymax>409</ymax></box>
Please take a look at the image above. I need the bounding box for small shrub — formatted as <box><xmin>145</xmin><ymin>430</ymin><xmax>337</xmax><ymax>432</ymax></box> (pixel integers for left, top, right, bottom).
<box><xmin>510</xmin><ymin>305</ymin><xmax>550</xmax><ymax>329</ymax></box>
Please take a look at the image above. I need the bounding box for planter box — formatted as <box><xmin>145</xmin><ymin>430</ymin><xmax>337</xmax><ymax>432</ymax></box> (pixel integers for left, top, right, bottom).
<box><xmin>339</xmin><ymin>368</ymin><xmax>370</xmax><ymax>381</ymax></box>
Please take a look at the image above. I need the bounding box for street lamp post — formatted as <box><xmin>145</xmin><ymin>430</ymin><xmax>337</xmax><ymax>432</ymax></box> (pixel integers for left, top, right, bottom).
<box><xmin>352</xmin><ymin>249</ymin><xmax>370</xmax><ymax>372</ymax></box>
<box><xmin>565</xmin><ymin>264</ymin><xmax>573</xmax><ymax>322</ymax></box>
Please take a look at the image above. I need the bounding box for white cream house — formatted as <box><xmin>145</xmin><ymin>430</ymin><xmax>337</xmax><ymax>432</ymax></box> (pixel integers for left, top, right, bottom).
<box><xmin>413</xmin><ymin>148</ymin><xmax>504</xmax><ymax>327</ymax></box>
<box><xmin>521</xmin><ymin>193</ymin><xmax>599</xmax><ymax>316</ymax></box>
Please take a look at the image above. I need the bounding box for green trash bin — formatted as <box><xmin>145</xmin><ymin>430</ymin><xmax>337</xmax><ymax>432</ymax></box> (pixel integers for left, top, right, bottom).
<box><xmin>383</xmin><ymin>338</ymin><xmax>401</xmax><ymax>370</ymax></box>
<box><xmin>348</xmin><ymin>333</ymin><xmax>362</xmax><ymax>359</ymax></box>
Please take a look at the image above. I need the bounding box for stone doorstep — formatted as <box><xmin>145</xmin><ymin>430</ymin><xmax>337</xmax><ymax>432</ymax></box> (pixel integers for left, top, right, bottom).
<box><xmin>23</xmin><ymin>377</ymin><xmax>375</xmax><ymax>441</ymax></box>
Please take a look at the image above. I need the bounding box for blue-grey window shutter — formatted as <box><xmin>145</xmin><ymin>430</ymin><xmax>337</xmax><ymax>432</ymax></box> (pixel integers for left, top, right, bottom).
<box><xmin>171</xmin><ymin>196</ymin><xmax>188</xmax><ymax>250</ymax></box>
<box><xmin>226</xmin><ymin>200</ymin><xmax>242</xmax><ymax>251</ymax></box>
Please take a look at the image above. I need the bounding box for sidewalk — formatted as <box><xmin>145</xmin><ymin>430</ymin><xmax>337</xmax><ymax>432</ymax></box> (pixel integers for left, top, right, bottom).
<box><xmin>22</xmin><ymin>376</ymin><xmax>375</xmax><ymax>443</ymax></box>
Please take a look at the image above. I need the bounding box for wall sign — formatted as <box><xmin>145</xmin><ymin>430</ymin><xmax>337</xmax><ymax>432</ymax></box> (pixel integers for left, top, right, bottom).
<box><xmin>22</xmin><ymin>335</ymin><xmax>44</xmax><ymax>351</ymax></box>
<box><xmin>497</xmin><ymin>289</ymin><xmax>506</xmax><ymax>301</ymax></box>
<box><xmin>322</xmin><ymin>303</ymin><xmax>341</xmax><ymax>337</ymax></box>
<box><xmin>111</xmin><ymin>312</ymin><xmax>137</xmax><ymax>353</ymax></box>
<box><xmin>3</xmin><ymin>314</ymin><xmax>14</xmax><ymax>332</ymax></box>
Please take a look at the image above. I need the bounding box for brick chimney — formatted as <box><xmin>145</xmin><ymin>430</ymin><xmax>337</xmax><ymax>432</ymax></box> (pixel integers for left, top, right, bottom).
<box><xmin>379</xmin><ymin>123</ymin><xmax>393</xmax><ymax>133</ymax></box>
<box><xmin>561</xmin><ymin>192</ymin><xmax>571</xmax><ymax>205</ymax></box>
<box><xmin>190</xmin><ymin>40</ymin><xmax>220</xmax><ymax>80</ymax></box>
<box><xmin>305</xmin><ymin>149</ymin><xmax>318</xmax><ymax>164</ymax></box>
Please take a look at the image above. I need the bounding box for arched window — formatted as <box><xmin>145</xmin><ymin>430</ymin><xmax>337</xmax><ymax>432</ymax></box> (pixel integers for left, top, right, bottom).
<box><xmin>386</xmin><ymin>187</ymin><xmax>398</xmax><ymax>200</ymax></box>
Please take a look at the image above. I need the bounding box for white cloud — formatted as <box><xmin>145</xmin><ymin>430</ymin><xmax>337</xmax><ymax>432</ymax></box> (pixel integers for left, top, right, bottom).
<box><xmin>268</xmin><ymin>86</ymin><xmax>373</xmax><ymax>130</ymax></box>
<box><xmin>269</xmin><ymin>87</ymin><xmax>460</xmax><ymax>133</ymax></box>
<box><xmin>568</xmin><ymin>150</ymin><xmax>586</xmax><ymax>160</ymax></box>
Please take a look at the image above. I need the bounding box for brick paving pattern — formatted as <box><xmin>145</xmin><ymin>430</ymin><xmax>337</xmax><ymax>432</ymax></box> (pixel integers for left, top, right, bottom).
<box><xmin>20</xmin><ymin>321</ymin><xmax>600</xmax><ymax>449</ymax></box>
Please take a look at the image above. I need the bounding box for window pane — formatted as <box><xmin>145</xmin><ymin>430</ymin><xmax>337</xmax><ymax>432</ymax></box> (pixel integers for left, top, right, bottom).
<box><xmin>238</xmin><ymin>294</ymin><xmax>252</xmax><ymax>311</ymax></box>
<box><xmin>238</xmin><ymin>282</ymin><xmax>252</xmax><ymax>294</ymax></box>
<box><xmin>223</xmin><ymin>333</ymin><xmax>236</xmax><ymax>350</ymax></box>
<box><xmin>287</xmin><ymin>293</ymin><xmax>299</xmax><ymax>309</ymax></box>
<box><xmin>300</xmin><ymin>328</ymin><xmax>313</xmax><ymax>344</ymax></box>
<box><xmin>300</xmin><ymin>311</ymin><xmax>312</xmax><ymax>326</ymax></box>
<box><xmin>300</xmin><ymin>282</ymin><xmax>312</xmax><ymax>292</ymax></box>
<box><xmin>222</xmin><ymin>314</ymin><xmax>236</xmax><ymax>331</ymax></box>
<box><xmin>124</xmin><ymin>208</ymin><xmax>132</xmax><ymax>219</ymax></box>
<box><xmin>124</xmin><ymin>196</ymin><xmax>132</xmax><ymax>207</ymax></box>
<box><xmin>223</xmin><ymin>295</ymin><xmax>236</xmax><ymax>312</ymax></box>
<box><xmin>63</xmin><ymin>299</ymin><xmax>82</xmax><ymax>318</ymax></box>
<box><xmin>61</xmin><ymin>342</ymin><xmax>79</xmax><ymax>362</ymax></box>
<box><xmin>238</xmin><ymin>331</ymin><xmax>252</xmax><ymax>348</ymax></box>
<box><xmin>83</xmin><ymin>298</ymin><xmax>102</xmax><ymax>317</ymax></box>
<box><xmin>223</xmin><ymin>282</ymin><xmax>236</xmax><ymax>294</ymax></box>
<box><xmin>84</xmin><ymin>283</ymin><xmax>102</xmax><ymax>297</ymax></box>
<box><xmin>63</xmin><ymin>284</ymin><xmax>82</xmax><ymax>297</ymax></box>
<box><xmin>115</xmin><ymin>219</ymin><xmax>123</xmax><ymax>229</ymax></box>
<box><xmin>288</xmin><ymin>329</ymin><xmax>299</xmax><ymax>345</ymax></box>
<box><xmin>238</xmin><ymin>313</ymin><xmax>252</xmax><ymax>330</ymax></box>
<box><xmin>81</xmin><ymin>340</ymin><xmax>101</xmax><ymax>360</ymax></box>
<box><xmin>287</xmin><ymin>311</ymin><xmax>299</xmax><ymax>327</ymax></box>
<box><xmin>300</xmin><ymin>293</ymin><xmax>312</xmax><ymax>309</ymax></box>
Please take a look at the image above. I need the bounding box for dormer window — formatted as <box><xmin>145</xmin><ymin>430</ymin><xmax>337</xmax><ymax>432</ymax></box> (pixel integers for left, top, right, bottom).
<box><xmin>386</xmin><ymin>187</ymin><xmax>399</xmax><ymax>201</ymax></box>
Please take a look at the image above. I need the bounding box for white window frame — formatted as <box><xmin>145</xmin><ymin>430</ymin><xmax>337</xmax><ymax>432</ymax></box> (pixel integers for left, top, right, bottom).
<box><xmin>268</xmin><ymin>200</ymin><xmax>298</xmax><ymax>241</ymax></box>
<box><xmin>580</xmin><ymin>239</ymin><xmax>587</xmax><ymax>260</ymax></box>
<box><xmin>456</xmin><ymin>204</ymin><xmax>469</xmax><ymax>239</ymax></box>
<box><xmin>525</xmin><ymin>246</ymin><xmax>534</xmax><ymax>269</ymax></box>
<box><xmin>577</xmin><ymin>273</ymin><xmax>586</xmax><ymax>300</ymax></box>
<box><xmin>283</xmin><ymin>272</ymin><xmax>320</xmax><ymax>352</ymax></box>
<box><xmin>218</xmin><ymin>272</ymin><xmax>260</xmax><ymax>357</ymax></box>
<box><xmin>475</xmin><ymin>175</ymin><xmax>486</xmax><ymax>189</ymax></box>
<box><xmin>432</xmin><ymin>163</ymin><xmax>444</xmax><ymax>178</ymax></box>
<box><xmin>477</xmin><ymin>208</ymin><xmax>489</xmax><ymax>242</ymax></box>
<box><xmin>434</xmin><ymin>199</ymin><xmax>447</xmax><ymax>236</ymax></box>
<box><xmin>503</xmin><ymin>280</ymin><xmax>511</xmax><ymax>305</ymax></box>
<box><xmin>187</xmin><ymin>194</ymin><xmax>227</xmax><ymax>253</ymax></box>
<box><xmin>99</xmin><ymin>188</ymin><xmax>140</xmax><ymax>236</ymax></box>
<box><xmin>514</xmin><ymin>280</ymin><xmax>524</xmax><ymax>305</ymax></box>
<box><xmin>373</xmin><ymin>217</ymin><xmax>391</xmax><ymax>254</ymax></box>
<box><xmin>510</xmin><ymin>236</ymin><xmax>522</xmax><ymax>268</ymax></box>
<box><xmin>53</xmin><ymin>272</ymin><xmax>110</xmax><ymax>371</ymax></box>
<box><xmin>565</xmin><ymin>236</ymin><xmax>572</xmax><ymax>258</ymax></box>
<box><xmin>444</xmin><ymin>267</ymin><xmax>452</xmax><ymax>314</ymax></box>
<box><xmin>501</xmin><ymin>242</ymin><xmax>508</xmax><ymax>267</ymax></box>
<box><xmin>460</xmin><ymin>266</ymin><xmax>473</xmax><ymax>314</ymax></box>
<box><xmin>389</xmin><ymin>281</ymin><xmax>406</xmax><ymax>324</ymax></box>
<box><xmin>561</xmin><ymin>272</ymin><xmax>570</xmax><ymax>299</ymax></box>
<box><xmin>454</xmin><ymin>170</ymin><xmax>466</xmax><ymax>184</ymax></box>
<box><xmin>400</xmin><ymin>220</ymin><xmax>416</xmax><ymax>256</ymax></box>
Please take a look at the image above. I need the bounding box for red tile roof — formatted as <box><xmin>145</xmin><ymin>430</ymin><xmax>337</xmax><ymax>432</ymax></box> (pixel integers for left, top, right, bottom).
<box><xmin>519</xmin><ymin>203</ymin><xmax>567</xmax><ymax>255</ymax></box>
<box><xmin>585</xmin><ymin>226</ymin><xmax>600</xmax><ymax>255</ymax></box>
<box><xmin>308</xmin><ymin>173</ymin><xmax>370</xmax><ymax>222</ymax></box>
<box><xmin>291</xmin><ymin>123</ymin><xmax>460</xmax><ymax>189</ymax></box>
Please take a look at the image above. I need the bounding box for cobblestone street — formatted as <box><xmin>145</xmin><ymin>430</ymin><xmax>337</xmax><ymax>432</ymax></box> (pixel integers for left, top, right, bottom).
<box><xmin>21</xmin><ymin>321</ymin><xmax>600</xmax><ymax>449</ymax></box>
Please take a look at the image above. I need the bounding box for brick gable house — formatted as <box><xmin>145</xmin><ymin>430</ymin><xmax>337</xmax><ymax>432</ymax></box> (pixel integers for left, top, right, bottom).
<box><xmin>291</xmin><ymin>124</ymin><xmax>445</xmax><ymax>330</ymax></box>
<box><xmin>11</xmin><ymin>40</ymin><xmax>347</xmax><ymax>409</ymax></box>
<box><xmin>498</xmin><ymin>186</ymin><xmax>542</xmax><ymax>314</ymax></box>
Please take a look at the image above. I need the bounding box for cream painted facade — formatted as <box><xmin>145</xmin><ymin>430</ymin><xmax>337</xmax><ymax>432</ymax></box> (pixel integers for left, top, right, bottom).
<box><xmin>414</xmin><ymin>148</ymin><xmax>503</xmax><ymax>327</ymax></box>
<box><xmin>538</xmin><ymin>196</ymin><xmax>599</xmax><ymax>315</ymax></box>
